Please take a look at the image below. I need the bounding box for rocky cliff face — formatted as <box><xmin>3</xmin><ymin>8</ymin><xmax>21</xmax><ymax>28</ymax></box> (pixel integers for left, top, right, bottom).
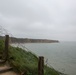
<box><xmin>0</xmin><ymin>36</ymin><xmax>59</xmax><ymax>43</ymax></box>
<box><xmin>10</xmin><ymin>38</ymin><xmax>59</xmax><ymax>43</ymax></box>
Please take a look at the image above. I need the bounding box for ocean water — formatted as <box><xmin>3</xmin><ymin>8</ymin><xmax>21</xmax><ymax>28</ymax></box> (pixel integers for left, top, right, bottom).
<box><xmin>12</xmin><ymin>42</ymin><xmax>76</xmax><ymax>75</ymax></box>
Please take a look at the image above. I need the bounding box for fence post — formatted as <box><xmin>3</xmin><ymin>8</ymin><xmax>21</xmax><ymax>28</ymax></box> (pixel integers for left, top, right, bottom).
<box><xmin>4</xmin><ymin>35</ymin><xmax>9</xmax><ymax>60</ymax></box>
<box><xmin>38</xmin><ymin>56</ymin><xmax>44</xmax><ymax>75</ymax></box>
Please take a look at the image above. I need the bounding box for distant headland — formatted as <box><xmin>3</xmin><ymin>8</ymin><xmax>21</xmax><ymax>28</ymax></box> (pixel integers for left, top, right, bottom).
<box><xmin>0</xmin><ymin>36</ymin><xmax>59</xmax><ymax>43</ymax></box>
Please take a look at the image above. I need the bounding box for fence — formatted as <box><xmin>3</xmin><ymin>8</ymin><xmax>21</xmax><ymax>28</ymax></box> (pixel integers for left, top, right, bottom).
<box><xmin>0</xmin><ymin>35</ymin><xmax>44</xmax><ymax>75</ymax></box>
<box><xmin>0</xmin><ymin>25</ymin><xmax>53</xmax><ymax>75</ymax></box>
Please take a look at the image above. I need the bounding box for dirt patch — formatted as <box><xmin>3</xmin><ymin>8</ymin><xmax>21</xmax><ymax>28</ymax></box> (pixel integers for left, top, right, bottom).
<box><xmin>0</xmin><ymin>71</ymin><xmax>19</xmax><ymax>75</ymax></box>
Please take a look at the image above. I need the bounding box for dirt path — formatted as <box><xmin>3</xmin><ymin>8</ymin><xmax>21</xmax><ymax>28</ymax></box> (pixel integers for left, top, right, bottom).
<box><xmin>0</xmin><ymin>71</ymin><xmax>19</xmax><ymax>75</ymax></box>
<box><xmin>0</xmin><ymin>65</ymin><xmax>19</xmax><ymax>75</ymax></box>
<box><xmin>0</xmin><ymin>65</ymin><xmax>11</xmax><ymax>70</ymax></box>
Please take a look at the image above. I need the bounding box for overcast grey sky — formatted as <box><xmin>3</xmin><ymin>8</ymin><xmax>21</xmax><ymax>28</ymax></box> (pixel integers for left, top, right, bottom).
<box><xmin>0</xmin><ymin>0</ymin><xmax>76</xmax><ymax>41</ymax></box>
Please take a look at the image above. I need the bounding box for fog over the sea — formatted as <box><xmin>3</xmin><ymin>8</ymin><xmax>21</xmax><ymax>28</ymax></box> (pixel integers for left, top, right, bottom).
<box><xmin>0</xmin><ymin>0</ymin><xmax>76</xmax><ymax>41</ymax></box>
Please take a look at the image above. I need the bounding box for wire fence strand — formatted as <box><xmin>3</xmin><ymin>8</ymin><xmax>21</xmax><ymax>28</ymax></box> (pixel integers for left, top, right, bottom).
<box><xmin>0</xmin><ymin>25</ymin><xmax>56</xmax><ymax>71</ymax></box>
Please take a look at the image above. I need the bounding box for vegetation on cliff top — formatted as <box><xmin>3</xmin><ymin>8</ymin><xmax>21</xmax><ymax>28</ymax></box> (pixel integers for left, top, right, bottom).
<box><xmin>0</xmin><ymin>39</ymin><xmax>65</xmax><ymax>75</ymax></box>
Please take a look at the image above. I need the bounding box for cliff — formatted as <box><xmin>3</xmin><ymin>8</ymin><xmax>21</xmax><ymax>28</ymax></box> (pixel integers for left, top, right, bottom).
<box><xmin>0</xmin><ymin>40</ymin><xmax>65</xmax><ymax>75</ymax></box>
<box><xmin>0</xmin><ymin>36</ymin><xmax>59</xmax><ymax>43</ymax></box>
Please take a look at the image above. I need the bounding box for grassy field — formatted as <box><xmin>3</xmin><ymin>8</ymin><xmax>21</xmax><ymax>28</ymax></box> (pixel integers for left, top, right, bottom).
<box><xmin>0</xmin><ymin>39</ymin><xmax>66</xmax><ymax>75</ymax></box>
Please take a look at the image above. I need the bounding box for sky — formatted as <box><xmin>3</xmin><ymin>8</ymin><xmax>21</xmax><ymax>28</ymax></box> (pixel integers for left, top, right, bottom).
<box><xmin>0</xmin><ymin>0</ymin><xmax>76</xmax><ymax>41</ymax></box>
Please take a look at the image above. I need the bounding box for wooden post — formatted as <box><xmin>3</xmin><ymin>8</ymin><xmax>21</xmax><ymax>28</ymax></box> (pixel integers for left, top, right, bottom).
<box><xmin>38</xmin><ymin>56</ymin><xmax>44</xmax><ymax>75</ymax></box>
<box><xmin>4</xmin><ymin>35</ymin><xmax>9</xmax><ymax>60</ymax></box>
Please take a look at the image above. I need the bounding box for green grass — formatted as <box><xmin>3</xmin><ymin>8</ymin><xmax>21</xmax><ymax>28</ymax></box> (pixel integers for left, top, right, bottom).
<box><xmin>8</xmin><ymin>46</ymin><xmax>38</xmax><ymax>75</ymax></box>
<box><xmin>0</xmin><ymin>39</ymin><xmax>4</xmax><ymax>53</ymax></box>
<box><xmin>0</xmin><ymin>39</ymin><xmax>4</xmax><ymax>59</ymax></box>
<box><xmin>0</xmin><ymin>40</ymin><xmax>66</xmax><ymax>75</ymax></box>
